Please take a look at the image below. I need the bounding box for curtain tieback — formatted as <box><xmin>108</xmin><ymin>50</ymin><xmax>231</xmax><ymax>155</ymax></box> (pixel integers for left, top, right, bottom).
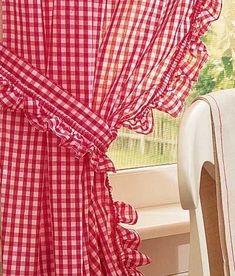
<box><xmin>0</xmin><ymin>44</ymin><xmax>117</xmax><ymax>172</ymax></box>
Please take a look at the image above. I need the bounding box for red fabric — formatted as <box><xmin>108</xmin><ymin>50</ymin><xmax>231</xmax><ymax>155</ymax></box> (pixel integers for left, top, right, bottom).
<box><xmin>0</xmin><ymin>0</ymin><xmax>221</xmax><ymax>275</ymax></box>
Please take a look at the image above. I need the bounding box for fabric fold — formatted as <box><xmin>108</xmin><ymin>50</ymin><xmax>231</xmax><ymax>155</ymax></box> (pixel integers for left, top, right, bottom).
<box><xmin>87</xmin><ymin>176</ymin><xmax>150</xmax><ymax>276</ymax></box>
<box><xmin>0</xmin><ymin>44</ymin><xmax>117</xmax><ymax>172</ymax></box>
<box><xmin>113</xmin><ymin>202</ymin><xmax>151</xmax><ymax>275</ymax></box>
<box><xmin>0</xmin><ymin>0</ymin><xmax>223</xmax><ymax>274</ymax></box>
<box><xmin>121</xmin><ymin>0</ymin><xmax>222</xmax><ymax>134</ymax></box>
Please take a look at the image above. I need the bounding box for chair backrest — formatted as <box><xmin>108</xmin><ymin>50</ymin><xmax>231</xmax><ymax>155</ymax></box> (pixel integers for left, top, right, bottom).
<box><xmin>177</xmin><ymin>90</ymin><xmax>235</xmax><ymax>276</ymax></box>
<box><xmin>178</xmin><ymin>100</ymin><xmax>214</xmax><ymax>210</ymax></box>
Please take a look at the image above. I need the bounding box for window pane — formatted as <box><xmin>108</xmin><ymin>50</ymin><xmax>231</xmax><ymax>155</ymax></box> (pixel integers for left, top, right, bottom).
<box><xmin>108</xmin><ymin>0</ymin><xmax>235</xmax><ymax>170</ymax></box>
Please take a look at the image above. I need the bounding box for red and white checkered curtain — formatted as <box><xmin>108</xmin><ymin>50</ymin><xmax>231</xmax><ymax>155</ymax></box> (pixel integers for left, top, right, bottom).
<box><xmin>0</xmin><ymin>1</ymin><xmax>221</xmax><ymax>275</ymax></box>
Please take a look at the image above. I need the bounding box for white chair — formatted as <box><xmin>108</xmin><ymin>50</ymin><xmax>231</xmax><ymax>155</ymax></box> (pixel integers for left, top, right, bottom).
<box><xmin>177</xmin><ymin>89</ymin><xmax>235</xmax><ymax>276</ymax></box>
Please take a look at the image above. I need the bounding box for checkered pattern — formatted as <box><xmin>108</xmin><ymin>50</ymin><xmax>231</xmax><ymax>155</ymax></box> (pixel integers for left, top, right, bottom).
<box><xmin>92</xmin><ymin>0</ymin><xmax>222</xmax><ymax>133</ymax></box>
<box><xmin>0</xmin><ymin>0</ymin><xmax>221</xmax><ymax>275</ymax></box>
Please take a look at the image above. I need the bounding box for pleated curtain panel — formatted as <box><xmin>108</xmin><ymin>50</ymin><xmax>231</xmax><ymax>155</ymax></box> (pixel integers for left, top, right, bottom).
<box><xmin>0</xmin><ymin>1</ymin><xmax>221</xmax><ymax>275</ymax></box>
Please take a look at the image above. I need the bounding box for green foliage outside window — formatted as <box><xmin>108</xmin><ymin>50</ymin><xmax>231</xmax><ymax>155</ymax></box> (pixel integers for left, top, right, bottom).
<box><xmin>189</xmin><ymin>0</ymin><xmax>235</xmax><ymax>100</ymax></box>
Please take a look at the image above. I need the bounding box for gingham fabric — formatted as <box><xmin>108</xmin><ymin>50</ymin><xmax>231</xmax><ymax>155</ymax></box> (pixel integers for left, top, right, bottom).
<box><xmin>0</xmin><ymin>0</ymin><xmax>221</xmax><ymax>275</ymax></box>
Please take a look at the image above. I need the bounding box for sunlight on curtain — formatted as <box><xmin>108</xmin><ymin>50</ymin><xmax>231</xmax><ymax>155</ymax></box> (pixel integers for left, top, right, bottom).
<box><xmin>108</xmin><ymin>0</ymin><xmax>235</xmax><ymax>170</ymax></box>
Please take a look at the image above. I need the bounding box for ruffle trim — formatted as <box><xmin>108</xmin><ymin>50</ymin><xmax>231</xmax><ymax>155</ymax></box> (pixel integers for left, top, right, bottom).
<box><xmin>123</xmin><ymin>0</ymin><xmax>222</xmax><ymax>134</ymax></box>
<box><xmin>113</xmin><ymin>201</ymin><xmax>151</xmax><ymax>275</ymax></box>
<box><xmin>87</xmin><ymin>177</ymin><xmax>150</xmax><ymax>275</ymax></box>
<box><xmin>0</xmin><ymin>74</ymin><xmax>116</xmax><ymax>172</ymax></box>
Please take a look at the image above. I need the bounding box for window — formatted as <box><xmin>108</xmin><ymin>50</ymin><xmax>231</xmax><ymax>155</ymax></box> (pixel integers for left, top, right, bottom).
<box><xmin>108</xmin><ymin>0</ymin><xmax>235</xmax><ymax>170</ymax></box>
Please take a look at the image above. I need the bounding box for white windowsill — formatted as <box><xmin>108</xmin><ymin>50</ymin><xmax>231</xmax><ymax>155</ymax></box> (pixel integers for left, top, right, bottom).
<box><xmin>123</xmin><ymin>203</ymin><xmax>189</xmax><ymax>240</ymax></box>
<box><xmin>109</xmin><ymin>164</ymin><xmax>190</xmax><ymax>240</ymax></box>
<box><xmin>109</xmin><ymin>164</ymin><xmax>180</xmax><ymax>208</ymax></box>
